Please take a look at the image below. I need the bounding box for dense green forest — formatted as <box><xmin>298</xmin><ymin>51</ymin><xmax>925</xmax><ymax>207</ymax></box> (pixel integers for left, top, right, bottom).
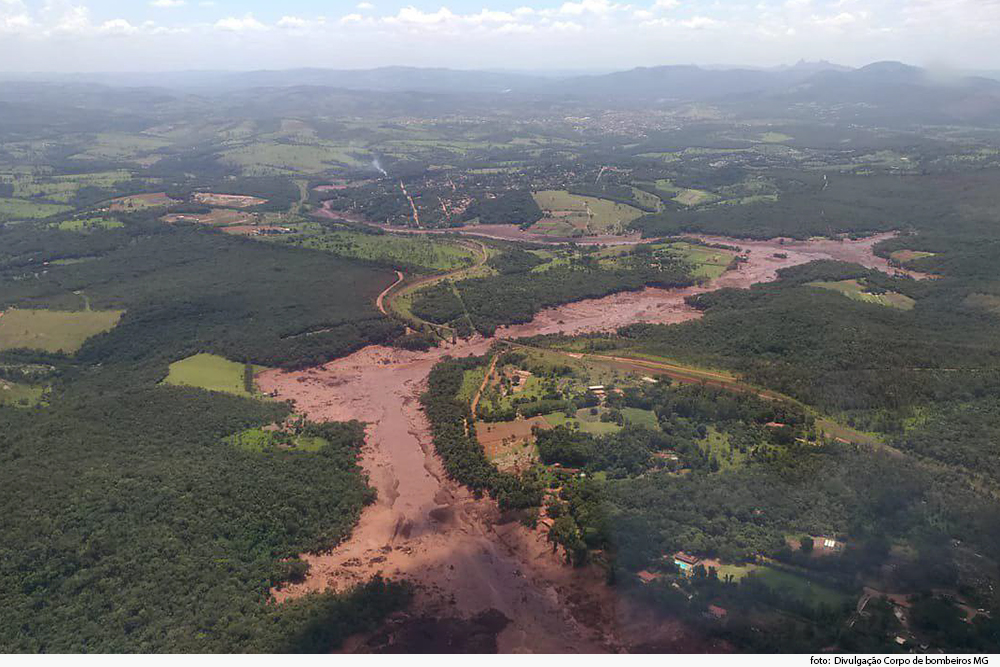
<box><xmin>0</xmin><ymin>217</ymin><xmax>409</xmax><ymax>651</ymax></box>
<box><xmin>412</xmin><ymin>253</ymin><xmax>694</xmax><ymax>335</ymax></box>
<box><xmin>0</xmin><ymin>222</ymin><xmax>401</xmax><ymax>369</ymax></box>
<box><xmin>462</xmin><ymin>190</ymin><xmax>544</xmax><ymax>227</ymax></box>
<box><xmin>421</xmin><ymin>355</ymin><xmax>543</xmax><ymax>511</ymax></box>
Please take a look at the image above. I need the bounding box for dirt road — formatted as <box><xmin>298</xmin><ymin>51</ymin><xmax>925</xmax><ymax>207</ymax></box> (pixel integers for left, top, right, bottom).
<box><xmin>375</xmin><ymin>271</ymin><xmax>404</xmax><ymax>315</ymax></box>
<box><xmin>256</xmin><ymin>231</ymin><xmax>915</xmax><ymax>653</ymax></box>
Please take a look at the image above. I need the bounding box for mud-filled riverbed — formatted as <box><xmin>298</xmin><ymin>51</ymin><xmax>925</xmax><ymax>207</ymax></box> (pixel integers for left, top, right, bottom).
<box><xmin>256</xmin><ymin>232</ymin><xmax>917</xmax><ymax>652</ymax></box>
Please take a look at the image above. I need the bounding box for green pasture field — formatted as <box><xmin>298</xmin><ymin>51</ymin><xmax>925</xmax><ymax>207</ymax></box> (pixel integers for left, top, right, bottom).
<box><xmin>270</xmin><ymin>223</ymin><xmax>476</xmax><ymax>272</ymax></box>
<box><xmin>757</xmin><ymin>132</ymin><xmax>794</xmax><ymax>143</ymax></box>
<box><xmin>659</xmin><ymin>241</ymin><xmax>734</xmax><ymax>279</ymax></box>
<box><xmin>458</xmin><ymin>366</ymin><xmax>488</xmax><ymax>405</ymax></box>
<box><xmin>0</xmin><ymin>380</ymin><xmax>46</xmax><ymax>408</ymax></box>
<box><xmin>674</xmin><ymin>188</ymin><xmax>720</xmax><ymax>207</ymax></box>
<box><xmin>70</xmin><ymin>133</ymin><xmax>171</xmax><ymax>162</ymax></box>
<box><xmin>581</xmin><ymin>240</ymin><xmax>734</xmax><ymax>279</ymax></box>
<box><xmin>543</xmin><ymin>408</ymin><xmax>622</xmax><ymax>435</ymax></box>
<box><xmin>1</xmin><ymin>170</ymin><xmax>133</xmax><ymax>203</ymax></box>
<box><xmin>753</xmin><ymin>566</ymin><xmax>852</xmax><ymax>610</ymax></box>
<box><xmin>220</xmin><ymin>142</ymin><xmax>369</xmax><ymax>175</ymax></box>
<box><xmin>702</xmin><ymin>562</ymin><xmax>850</xmax><ymax>609</ymax></box>
<box><xmin>54</xmin><ymin>217</ymin><xmax>124</xmax><ymax>233</ymax></box>
<box><xmin>0</xmin><ymin>198</ymin><xmax>73</xmax><ymax>221</ymax></box>
<box><xmin>630</xmin><ymin>187</ymin><xmax>663</xmax><ymax>211</ymax></box>
<box><xmin>622</xmin><ymin>407</ymin><xmax>659</xmax><ymax>430</ymax></box>
<box><xmin>0</xmin><ymin>309</ymin><xmax>124</xmax><ymax>353</ymax></box>
<box><xmin>163</xmin><ymin>353</ymin><xmax>266</xmax><ymax>397</ymax></box>
<box><xmin>531</xmin><ymin>190</ymin><xmax>643</xmax><ymax>235</ymax></box>
<box><xmin>890</xmin><ymin>250</ymin><xmax>935</xmax><ymax>263</ymax></box>
<box><xmin>807</xmin><ymin>279</ymin><xmax>915</xmax><ymax>310</ymax></box>
<box><xmin>649</xmin><ymin>180</ymin><xmax>719</xmax><ymax>208</ymax></box>
<box><xmin>225</xmin><ymin>427</ymin><xmax>327</xmax><ymax>453</ymax></box>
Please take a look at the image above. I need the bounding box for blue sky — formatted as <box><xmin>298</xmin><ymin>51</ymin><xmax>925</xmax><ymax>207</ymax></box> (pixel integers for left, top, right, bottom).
<box><xmin>3</xmin><ymin>0</ymin><xmax>1000</xmax><ymax>72</ymax></box>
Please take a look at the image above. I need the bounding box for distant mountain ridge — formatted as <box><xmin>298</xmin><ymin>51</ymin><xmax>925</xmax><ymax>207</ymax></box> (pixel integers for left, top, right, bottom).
<box><xmin>4</xmin><ymin>61</ymin><xmax>1000</xmax><ymax>125</ymax></box>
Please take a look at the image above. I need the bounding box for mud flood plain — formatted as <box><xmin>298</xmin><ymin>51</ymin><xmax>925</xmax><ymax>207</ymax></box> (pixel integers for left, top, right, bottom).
<box><xmin>257</xmin><ymin>230</ymin><xmax>918</xmax><ymax>653</ymax></box>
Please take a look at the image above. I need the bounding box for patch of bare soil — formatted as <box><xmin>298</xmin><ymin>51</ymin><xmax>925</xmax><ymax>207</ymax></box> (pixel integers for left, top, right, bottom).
<box><xmin>259</xmin><ymin>232</ymin><xmax>912</xmax><ymax>653</ymax></box>
<box><xmin>259</xmin><ymin>342</ymin><xmax>620</xmax><ymax>652</ymax></box>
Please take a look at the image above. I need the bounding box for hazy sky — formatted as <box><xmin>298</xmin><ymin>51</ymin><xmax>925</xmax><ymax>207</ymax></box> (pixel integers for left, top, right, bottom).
<box><xmin>2</xmin><ymin>0</ymin><xmax>1000</xmax><ymax>72</ymax></box>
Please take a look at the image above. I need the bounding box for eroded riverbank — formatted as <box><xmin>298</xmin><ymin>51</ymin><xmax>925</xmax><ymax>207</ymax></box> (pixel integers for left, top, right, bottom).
<box><xmin>257</xmin><ymin>231</ymin><xmax>919</xmax><ymax>652</ymax></box>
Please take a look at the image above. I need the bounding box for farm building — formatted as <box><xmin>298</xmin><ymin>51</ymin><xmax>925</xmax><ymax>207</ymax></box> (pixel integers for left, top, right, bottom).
<box><xmin>814</xmin><ymin>536</ymin><xmax>845</xmax><ymax>553</ymax></box>
<box><xmin>673</xmin><ymin>552</ymin><xmax>701</xmax><ymax>573</ymax></box>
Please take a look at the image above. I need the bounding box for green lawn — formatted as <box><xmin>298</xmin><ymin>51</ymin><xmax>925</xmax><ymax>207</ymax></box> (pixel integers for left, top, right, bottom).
<box><xmin>807</xmin><ymin>279</ymin><xmax>915</xmax><ymax>310</ymax></box>
<box><xmin>543</xmin><ymin>408</ymin><xmax>622</xmax><ymax>435</ymax></box>
<box><xmin>622</xmin><ymin>407</ymin><xmax>659</xmax><ymax>430</ymax></box>
<box><xmin>0</xmin><ymin>309</ymin><xmax>124</xmax><ymax>353</ymax></box>
<box><xmin>163</xmin><ymin>353</ymin><xmax>265</xmax><ymax>397</ymax></box>
<box><xmin>225</xmin><ymin>427</ymin><xmax>327</xmax><ymax>453</ymax></box>
<box><xmin>752</xmin><ymin>566</ymin><xmax>852</xmax><ymax>610</ymax></box>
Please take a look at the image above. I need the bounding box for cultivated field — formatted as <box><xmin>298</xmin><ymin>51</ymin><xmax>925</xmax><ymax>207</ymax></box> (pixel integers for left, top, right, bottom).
<box><xmin>0</xmin><ymin>309</ymin><xmax>124</xmax><ymax>353</ymax></box>
<box><xmin>531</xmin><ymin>190</ymin><xmax>643</xmax><ymax>235</ymax></box>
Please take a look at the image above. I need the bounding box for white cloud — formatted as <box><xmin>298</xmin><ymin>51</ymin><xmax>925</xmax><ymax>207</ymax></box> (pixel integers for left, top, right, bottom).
<box><xmin>356</xmin><ymin>1</ymin><xmax>374</xmax><ymax>9</ymax></box>
<box><xmin>653</xmin><ymin>0</ymin><xmax>680</xmax><ymax>9</ymax></box>
<box><xmin>552</xmin><ymin>19</ymin><xmax>584</xmax><ymax>30</ymax></box>
<box><xmin>340</xmin><ymin>13</ymin><xmax>363</xmax><ymax>24</ymax></box>
<box><xmin>386</xmin><ymin>6</ymin><xmax>457</xmax><ymax>25</ymax></box>
<box><xmin>470</xmin><ymin>9</ymin><xmax>516</xmax><ymax>23</ymax></box>
<box><xmin>0</xmin><ymin>0</ymin><xmax>31</xmax><ymax>33</ymax></box>
<box><xmin>276</xmin><ymin>15</ymin><xmax>308</xmax><ymax>29</ymax></box>
<box><xmin>496</xmin><ymin>21</ymin><xmax>535</xmax><ymax>33</ymax></box>
<box><xmin>42</xmin><ymin>1</ymin><xmax>91</xmax><ymax>35</ymax></box>
<box><xmin>811</xmin><ymin>11</ymin><xmax>858</xmax><ymax>27</ymax></box>
<box><xmin>99</xmin><ymin>18</ymin><xmax>139</xmax><ymax>35</ymax></box>
<box><xmin>214</xmin><ymin>13</ymin><xmax>266</xmax><ymax>32</ymax></box>
<box><xmin>150</xmin><ymin>0</ymin><xmax>185</xmax><ymax>8</ymax></box>
<box><xmin>558</xmin><ymin>0</ymin><xmax>619</xmax><ymax>16</ymax></box>
<box><xmin>680</xmin><ymin>15</ymin><xmax>718</xmax><ymax>28</ymax></box>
